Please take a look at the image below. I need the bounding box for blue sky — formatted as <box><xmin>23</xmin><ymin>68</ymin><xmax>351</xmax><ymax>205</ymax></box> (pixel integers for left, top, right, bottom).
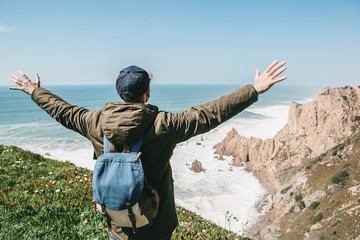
<box><xmin>1</xmin><ymin>0</ymin><xmax>359</xmax><ymax>87</ymax></box>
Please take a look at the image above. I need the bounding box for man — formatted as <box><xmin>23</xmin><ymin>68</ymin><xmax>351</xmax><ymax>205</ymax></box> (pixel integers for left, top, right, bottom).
<box><xmin>9</xmin><ymin>60</ymin><xmax>287</xmax><ymax>239</ymax></box>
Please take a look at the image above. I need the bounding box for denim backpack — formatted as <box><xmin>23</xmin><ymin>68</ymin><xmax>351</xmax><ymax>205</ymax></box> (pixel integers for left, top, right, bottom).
<box><xmin>92</xmin><ymin>136</ymin><xmax>159</xmax><ymax>234</ymax></box>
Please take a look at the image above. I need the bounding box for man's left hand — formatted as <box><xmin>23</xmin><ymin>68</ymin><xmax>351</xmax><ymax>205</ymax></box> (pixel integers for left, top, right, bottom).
<box><xmin>9</xmin><ymin>71</ymin><xmax>40</xmax><ymax>95</ymax></box>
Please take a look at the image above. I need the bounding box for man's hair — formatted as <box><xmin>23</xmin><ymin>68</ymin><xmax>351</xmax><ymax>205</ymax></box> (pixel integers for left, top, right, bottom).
<box><xmin>121</xmin><ymin>94</ymin><xmax>144</xmax><ymax>103</ymax></box>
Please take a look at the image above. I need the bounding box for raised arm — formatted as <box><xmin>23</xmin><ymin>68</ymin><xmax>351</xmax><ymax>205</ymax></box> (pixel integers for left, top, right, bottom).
<box><xmin>171</xmin><ymin>60</ymin><xmax>287</xmax><ymax>143</ymax></box>
<box><xmin>9</xmin><ymin>71</ymin><xmax>99</xmax><ymax>139</ymax></box>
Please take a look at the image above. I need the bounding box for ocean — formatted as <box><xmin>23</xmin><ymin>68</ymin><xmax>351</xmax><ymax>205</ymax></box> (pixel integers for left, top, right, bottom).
<box><xmin>0</xmin><ymin>84</ymin><xmax>318</xmax><ymax>234</ymax></box>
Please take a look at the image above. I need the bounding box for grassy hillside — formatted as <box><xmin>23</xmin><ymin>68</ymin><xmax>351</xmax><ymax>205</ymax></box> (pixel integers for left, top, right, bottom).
<box><xmin>0</xmin><ymin>145</ymin><xmax>248</xmax><ymax>240</ymax></box>
<box><xmin>278</xmin><ymin>132</ymin><xmax>360</xmax><ymax>239</ymax></box>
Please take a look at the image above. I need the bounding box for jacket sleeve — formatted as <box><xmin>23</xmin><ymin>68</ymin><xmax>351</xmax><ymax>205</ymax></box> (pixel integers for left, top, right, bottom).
<box><xmin>31</xmin><ymin>87</ymin><xmax>99</xmax><ymax>139</ymax></box>
<box><xmin>171</xmin><ymin>84</ymin><xmax>258</xmax><ymax>143</ymax></box>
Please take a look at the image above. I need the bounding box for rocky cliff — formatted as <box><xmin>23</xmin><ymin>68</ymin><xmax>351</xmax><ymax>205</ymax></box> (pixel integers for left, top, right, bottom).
<box><xmin>214</xmin><ymin>86</ymin><xmax>360</xmax><ymax>239</ymax></box>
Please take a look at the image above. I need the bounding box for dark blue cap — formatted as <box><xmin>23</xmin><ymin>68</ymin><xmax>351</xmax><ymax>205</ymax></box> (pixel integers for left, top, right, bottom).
<box><xmin>116</xmin><ymin>66</ymin><xmax>152</xmax><ymax>101</ymax></box>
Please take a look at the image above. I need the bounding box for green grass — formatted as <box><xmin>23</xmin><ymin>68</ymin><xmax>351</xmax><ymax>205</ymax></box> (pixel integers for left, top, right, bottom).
<box><xmin>331</xmin><ymin>170</ymin><xmax>349</xmax><ymax>184</ymax></box>
<box><xmin>294</xmin><ymin>195</ymin><xmax>303</xmax><ymax>202</ymax></box>
<box><xmin>309</xmin><ymin>201</ymin><xmax>320</xmax><ymax>210</ymax></box>
<box><xmin>0</xmin><ymin>145</ymin><xmax>248</xmax><ymax>240</ymax></box>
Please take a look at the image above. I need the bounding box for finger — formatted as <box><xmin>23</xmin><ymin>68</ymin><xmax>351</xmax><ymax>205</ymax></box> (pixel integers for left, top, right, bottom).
<box><xmin>265</xmin><ymin>60</ymin><xmax>279</xmax><ymax>73</ymax></box>
<box><xmin>255</xmin><ymin>69</ymin><xmax>260</xmax><ymax>78</ymax></box>
<box><xmin>18</xmin><ymin>70</ymin><xmax>31</xmax><ymax>81</ymax></box>
<box><xmin>10</xmin><ymin>77</ymin><xmax>23</xmax><ymax>85</ymax></box>
<box><xmin>35</xmin><ymin>73</ymin><xmax>40</xmax><ymax>86</ymax></box>
<box><xmin>9</xmin><ymin>87</ymin><xmax>23</xmax><ymax>91</ymax></box>
<box><xmin>273</xmin><ymin>76</ymin><xmax>287</xmax><ymax>83</ymax></box>
<box><xmin>272</xmin><ymin>66</ymin><xmax>287</xmax><ymax>78</ymax></box>
<box><xmin>269</xmin><ymin>61</ymin><xmax>286</xmax><ymax>75</ymax></box>
<box><xmin>10</xmin><ymin>75</ymin><xmax>22</xmax><ymax>81</ymax></box>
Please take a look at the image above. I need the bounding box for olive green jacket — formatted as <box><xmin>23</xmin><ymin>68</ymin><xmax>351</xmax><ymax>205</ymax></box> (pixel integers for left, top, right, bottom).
<box><xmin>31</xmin><ymin>84</ymin><xmax>258</xmax><ymax>239</ymax></box>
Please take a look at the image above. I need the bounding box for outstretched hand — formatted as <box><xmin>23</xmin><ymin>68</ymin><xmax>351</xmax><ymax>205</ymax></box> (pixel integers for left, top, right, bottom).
<box><xmin>253</xmin><ymin>60</ymin><xmax>287</xmax><ymax>94</ymax></box>
<box><xmin>9</xmin><ymin>71</ymin><xmax>40</xmax><ymax>95</ymax></box>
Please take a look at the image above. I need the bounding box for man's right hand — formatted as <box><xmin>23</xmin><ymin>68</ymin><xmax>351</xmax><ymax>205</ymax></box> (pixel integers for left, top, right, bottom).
<box><xmin>253</xmin><ymin>60</ymin><xmax>287</xmax><ymax>94</ymax></box>
<box><xmin>9</xmin><ymin>71</ymin><xmax>40</xmax><ymax>95</ymax></box>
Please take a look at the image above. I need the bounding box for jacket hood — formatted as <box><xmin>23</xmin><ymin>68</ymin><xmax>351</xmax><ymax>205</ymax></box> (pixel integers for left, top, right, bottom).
<box><xmin>100</xmin><ymin>102</ymin><xmax>158</xmax><ymax>144</ymax></box>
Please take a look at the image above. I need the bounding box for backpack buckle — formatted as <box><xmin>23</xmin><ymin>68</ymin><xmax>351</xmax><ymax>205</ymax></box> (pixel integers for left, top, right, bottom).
<box><xmin>126</xmin><ymin>203</ymin><xmax>137</xmax><ymax>234</ymax></box>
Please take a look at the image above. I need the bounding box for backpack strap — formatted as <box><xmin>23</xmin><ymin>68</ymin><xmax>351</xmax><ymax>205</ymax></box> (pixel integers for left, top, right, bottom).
<box><xmin>126</xmin><ymin>203</ymin><xmax>138</xmax><ymax>234</ymax></box>
<box><xmin>128</xmin><ymin>136</ymin><xmax>144</xmax><ymax>153</ymax></box>
<box><xmin>103</xmin><ymin>136</ymin><xmax>144</xmax><ymax>154</ymax></box>
<box><xmin>103</xmin><ymin>136</ymin><xmax>112</xmax><ymax>154</ymax></box>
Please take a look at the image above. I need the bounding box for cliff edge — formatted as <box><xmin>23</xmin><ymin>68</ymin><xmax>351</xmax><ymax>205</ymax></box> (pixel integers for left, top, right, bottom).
<box><xmin>214</xmin><ymin>86</ymin><xmax>360</xmax><ymax>239</ymax></box>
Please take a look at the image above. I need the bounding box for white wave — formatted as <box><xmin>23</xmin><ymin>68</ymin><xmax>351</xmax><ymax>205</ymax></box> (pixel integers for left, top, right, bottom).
<box><xmin>236</xmin><ymin>105</ymin><xmax>289</xmax><ymax>139</ymax></box>
<box><xmin>248</xmin><ymin>105</ymin><xmax>290</xmax><ymax>119</ymax></box>
<box><xmin>296</xmin><ymin>97</ymin><xmax>312</xmax><ymax>105</ymax></box>
<box><xmin>19</xmin><ymin>142</ymin><xmax>95</xmax><ymax>170</ymax></box>
<box><xmin>0</xmin><ymin>121</ymin><xmax>58</xmax><ymax>129</ymax></box>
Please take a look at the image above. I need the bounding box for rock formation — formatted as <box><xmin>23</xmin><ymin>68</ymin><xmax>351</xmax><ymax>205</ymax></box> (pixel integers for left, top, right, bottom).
<box><xmin>214</xmin><ymin>86</ymin><xmax>360</xmax><ymax>239</ymax></box>
<box><xmin>191</xmin><ymin>159</ymin><xmax>203</xmax><ymax>173</ymax></box>
<box><xmin>215</xmin><ymin>86</ymin><xmax>360</xmax><ymax>191</ymax></box>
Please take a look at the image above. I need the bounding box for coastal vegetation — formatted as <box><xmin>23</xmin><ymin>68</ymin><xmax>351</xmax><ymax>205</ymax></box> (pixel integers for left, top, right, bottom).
<box><xmin>0</xmin><ymin>145</ymin><xmax>247</xmax><ymax>240</ymax></box>
<box><xmin>279</xmin><ymin>132</ymin><xmax>360</xmax><ymax>239</ymax></box>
